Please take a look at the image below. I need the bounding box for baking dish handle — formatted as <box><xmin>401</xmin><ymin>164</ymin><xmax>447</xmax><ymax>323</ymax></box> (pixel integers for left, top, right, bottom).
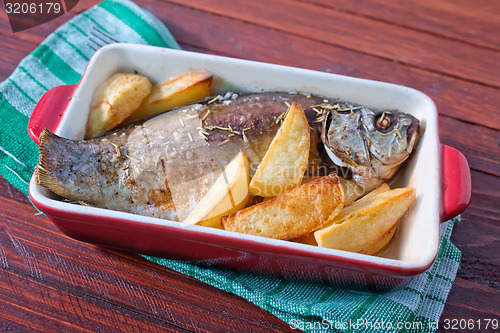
<box><xmin>440</xmin><ymin>144</ymin><xmax>472</xmax><ymax>222</ymax></box>
<box><xmin>28</xmin><ymin>84</ymin><xmax>77</xmax><ymax>145</ymax></box>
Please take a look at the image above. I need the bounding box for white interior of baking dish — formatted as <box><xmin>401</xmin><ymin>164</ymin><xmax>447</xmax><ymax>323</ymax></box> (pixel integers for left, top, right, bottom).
<box><xmin>30</xmin><ymin>44</ymin><xmax>441</xmax><ymax>269</ymax></box>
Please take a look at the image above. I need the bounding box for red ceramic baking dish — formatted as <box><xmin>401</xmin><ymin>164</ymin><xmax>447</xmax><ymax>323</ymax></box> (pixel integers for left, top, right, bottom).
<box><xmin>28</xmin><ymin>44</ymin><xmax>471</xmax><ymax>291</ymax></box>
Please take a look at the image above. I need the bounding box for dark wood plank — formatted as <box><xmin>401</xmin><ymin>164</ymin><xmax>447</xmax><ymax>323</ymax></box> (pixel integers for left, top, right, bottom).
<box><xmin>166</xmin><ymin>0</ymin><xmax>500</xmax><ymax>87</ymax></box>
<box><xmin>0</xmin><ymin>2</ymin><xmax>87</xmax><ymax>78</ymax></box>
<box><xmin>0</xmin><ymin>269</ymin><xmax>188</xmax><ymax>332</ymax></box>
<box><xmin>0</xmin><ymin>178</ymin><xmax>294</xmax><ymax>333</ymax></box>
<box><xmin>0</xmin><ymin>34</ymin><xmax>38</xmax><ymax>79</ymax></box>
<box><xmin>463</xmin><ymin>170</ymin><xmax>500</xmax><ymax>225</ymax></box>
<box><xmin>438</xmin><ymin>115</ymin><xmax>500</xmax><ymax>177</ymax></box>
<box><xmin>450</xmin><ymin>170</ymin><xmax>500</xmax><ymax>289</ymax></box>
<box><xmin>438</xmin><ymin>278</ymin><xmax>500</xmax><ymax>332</ymax></box>
<box><xmin>306</xmin><ymin>0</ymin><xmax>500</xmax><ymax>51</ymax></box>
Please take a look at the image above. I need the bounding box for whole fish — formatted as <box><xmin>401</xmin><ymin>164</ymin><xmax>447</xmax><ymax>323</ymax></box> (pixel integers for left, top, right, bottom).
<box><xmin>36</xmin><ymin>92</ymin><xmax>419</xmax><ymax>220</ymax></box>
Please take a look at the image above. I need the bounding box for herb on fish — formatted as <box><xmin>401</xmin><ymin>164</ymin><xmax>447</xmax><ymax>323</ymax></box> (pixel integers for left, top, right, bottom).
<box><xmin>183</xmin><ymin>114</ymin><xmax>199</xmax><ymax>120</ymax></box>
<box><xmin>218</xmin><ymin>139</ymin><xmax>230</xmax><ymax>146</ymax></box>
<box><xmin>357</xmin><ymin>130</ymin><xmax>363</xmax><ymax>141</ymax></box>
<box><xmin>188</xmin><ymin>133</ymin><xmax>193</xmax><ymax>142</ymax></box>
<box><xmin>198</xmin><ymin>127</ymin><xmax>210</xmax><ymax>136</ymax></box>
<box><xmin>242</xmin><ymin>128</ymin><xmax>250</xmax><ymax>143</ymax></box>
<box><xmin>111</xmin><ymin>143</ymin><xmax>121</xmax><ymax>158</ymax></box>
<box><xmin>179</xmin><ymin>118</ymin><xmax>185</xmax><ymax>127</ymax></box>
<box><xmin>275</xmin><ymin>111</ymin><xmax>286</xmax><ymax>124</ymax></box>
<box><xmin>215</xmin><ymin>125</ymin><xmax>230</xmax><ymax>131</ymax></box>
<box><xmin>201</xmin><ymin>110</ymin><xmax>211</xmax><ymax>121</ymax></box>
<box><xmin>124</xmin><ymin>153</ymin><xmax>140</xmax><ymax>163</ymax></box>
<box><xmin>312</xmin><ymin>104</ymin><xmax>336</xmax><ymax>109</ymax></box>
<box><xmin>314</xmin><ymin>114</ymin><xmax>326</xmax><ymax>123</ymax></box>
<box><xmin>208</xmin><ymin>95</ymin><xmax>220</xmax><ymax>104</ymax></box>
<box><xmin>395</xmin><ymin>127</ymin><xmax>402</xmax><ymax>139</ymax></box>
<box><xmin>337</xmin><ymin>108</ymin><xmax>353</xmax><ymax>113</ymax></box>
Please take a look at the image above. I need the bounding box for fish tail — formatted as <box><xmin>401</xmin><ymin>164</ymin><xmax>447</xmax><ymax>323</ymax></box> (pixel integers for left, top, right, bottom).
<box><xmin>36</xmin><ymin>129</ymin><xmax>64</xmax><ymax>191</ymax></box>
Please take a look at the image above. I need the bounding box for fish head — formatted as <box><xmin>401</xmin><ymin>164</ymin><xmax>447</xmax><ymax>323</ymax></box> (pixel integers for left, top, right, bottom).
<box><xmin>322</xmin><ymin>104</ymin><xmax>420</xmax><ymax>188</ymax></box>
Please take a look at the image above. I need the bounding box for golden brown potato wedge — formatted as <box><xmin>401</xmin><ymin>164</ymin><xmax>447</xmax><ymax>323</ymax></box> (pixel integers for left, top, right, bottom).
<box><xmin>85</xmin><ymin>73</ymin><xmax>152</xmax><ymax>139</ymax></box>
<box><xmin>357</xmin><ymin>223</ymin><xmax>397</xmax><ymax>255</ymax></box>
<box><xmin>292</xmin><ymin>183</ymin><xmax>389</xmax><ymax>246</ymax></box>
<box><xmin>123</xmin><ymin>70</ymin><xmax>213</xmax><ymax>124</ymax></box>
<box><xmin>249</xmin><ymin>102</ymin><xmax>310</xmax><ymax>197</ymax></box>
<box><xmin>222</xmin><ymin>174</ymin><xmax>344</xmax><ymax>240</ymax></box>
<box><xmin>357</xmin><ymin>183</ymin><xmax>390</xmax><ymax>202</ymax></box>
<box><xmin>314</xmin><ymin>187</ymin><xmax>415</xmax><ymax>253</ymax></box>
<box><xmin>303</xmin><ymin>176</ymin><xmax>365</xmax><ymax>206</ymax></box>
<box><xmin>183</xmin><ymin>152</ymin><xmax>250</xmax><ymax>229</ymax></box>
<box><xmin>294</xmin><ymin>222</ymin><xmax>397</xmax><ymax>252</ymax></box>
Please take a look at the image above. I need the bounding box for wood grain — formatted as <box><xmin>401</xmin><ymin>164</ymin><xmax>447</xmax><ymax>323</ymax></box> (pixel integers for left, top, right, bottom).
<box><xmin>0</xmin><ymin>0</ymin><xmax>498</xmax><ymax>331</ymax></box>
<box><xmin>306</xmin><ymin>0</ymin><xmax>500</xmax><ymax>50</ymax></box>
<box><xmin>440</xmin><ymin>278</ymin><xmax>500</xmax><ymax>332</ymax></box>
<box><xmin>166</xmin><ymin>0</ymin><xmax>500</xmax><ymax>87</ymax></box>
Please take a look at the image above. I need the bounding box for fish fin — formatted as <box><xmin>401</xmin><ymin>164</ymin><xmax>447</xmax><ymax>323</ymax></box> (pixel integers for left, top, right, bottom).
<box><xmin>36</xmin><ymin>129</ymin><xmax>61</xmax><ymax>189</ymax></box>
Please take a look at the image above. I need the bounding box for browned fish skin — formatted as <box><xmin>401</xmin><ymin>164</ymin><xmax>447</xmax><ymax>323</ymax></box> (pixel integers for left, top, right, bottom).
<box><xmin>37</xmin><ymin>92</ymin><xmax>327</xmax><ymax>220</ymax></box>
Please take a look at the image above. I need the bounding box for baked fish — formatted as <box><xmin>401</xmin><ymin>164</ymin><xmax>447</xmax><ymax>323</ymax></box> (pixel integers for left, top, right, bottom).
<box><xmin>36</xmin><ymin>92</ymin><xmax>419</xmax><ymax>220</ymax></box>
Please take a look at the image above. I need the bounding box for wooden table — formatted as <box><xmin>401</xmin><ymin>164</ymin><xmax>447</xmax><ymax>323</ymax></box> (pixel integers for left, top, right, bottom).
<box><xmin>1</xmin><ymin>0</ymin><xmax>498</xmax><ymax>331</ymax></box>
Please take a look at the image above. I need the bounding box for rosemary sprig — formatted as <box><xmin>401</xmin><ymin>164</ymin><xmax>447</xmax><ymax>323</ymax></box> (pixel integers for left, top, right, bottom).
<box><xmin>207</xmin><ymin>95</ymin><xmax>221</xmax><ymax>104</ymax></box>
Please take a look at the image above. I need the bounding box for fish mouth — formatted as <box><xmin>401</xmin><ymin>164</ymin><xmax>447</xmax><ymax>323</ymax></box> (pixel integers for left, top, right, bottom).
<box><xmin>406</xmin><ymin>117</ymin><xmax>419</xmax><ymax>144</ymax></box>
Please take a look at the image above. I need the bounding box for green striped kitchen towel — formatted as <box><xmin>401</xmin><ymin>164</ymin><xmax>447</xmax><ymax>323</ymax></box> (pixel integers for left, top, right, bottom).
<box><xmin>0</xmin><ymin>0</ymin><xmax>461</xmax><ymax>332</ymax></box>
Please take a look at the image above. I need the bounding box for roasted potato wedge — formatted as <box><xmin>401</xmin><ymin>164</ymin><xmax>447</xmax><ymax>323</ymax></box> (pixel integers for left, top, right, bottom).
<box><xmin>222</xmin><ymin>174</ymin><xmax>344</xmax><ymax>240</ymax></box>
<box><xmin>303</xmin><ymin>176</ymin><xmax>365</xmax><ymax>206</ymax></box>
<box><xmin>293</xmin><ymin>182</ymin><xmax>389</xmax><ymax>246</ymax></box>
<box><xmin>314</xmin><ymin>187</ymin><xmax>415</xmax><ymax>254</ymax></box>
<box><xmin>357</xmin><ymin>223</ymin><xmax>397</xmax><ymax>255</ymax></box>
<box><xmin>357</xmin><ymin>183</ymin><xmax>390</xmax><ymax>202</ymax></box>
<box><xmin>249</xmin><ymin>102</ymin><xmax>310</xmax><ymax>197</ymax></box>
<box><xmin>123</xmin><ymin>70</ymin><xmax>213</xmax><ymax>124</ymax></box>
<box><xmin>85</xmin><ymin>73</ymin><xmax>152</xmax><ymax>139</ymax></box>
<box><xmin>183</xmin><ymin>152</ymin><xmax>250</xmax><ymax>229</ymax></box>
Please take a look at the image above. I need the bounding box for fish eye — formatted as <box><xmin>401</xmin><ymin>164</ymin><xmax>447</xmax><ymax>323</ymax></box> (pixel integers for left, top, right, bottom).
<box><xmin>374</xmin><ymin>112</ymin><xmax>397</xmax><ymax>133</ymax></box>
